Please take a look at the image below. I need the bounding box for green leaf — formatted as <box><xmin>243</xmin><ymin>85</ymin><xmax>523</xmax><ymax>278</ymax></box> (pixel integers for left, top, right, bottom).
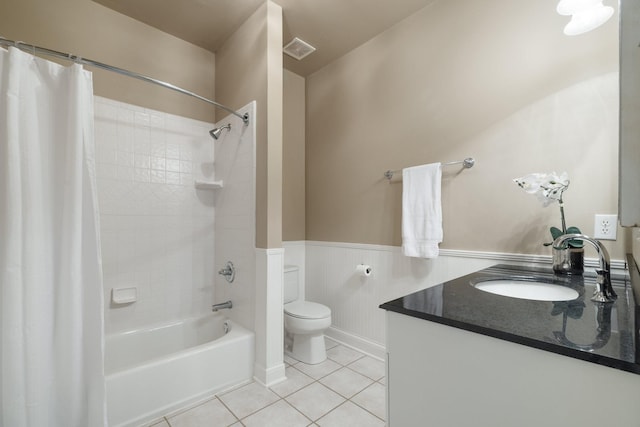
<box><xmin>549</xmin><ymin>226</ymin><xmax>564</xmax><ymax>240</ymax></box>
<box><xmin>547</xmin><ymin>226</ymin><xmax>584</xmax><ymax>248</ymax></box>
<box><xmin>567</xmin><ymin>226</ymin><xmax>584</xmax><ymax>248</ymax></box>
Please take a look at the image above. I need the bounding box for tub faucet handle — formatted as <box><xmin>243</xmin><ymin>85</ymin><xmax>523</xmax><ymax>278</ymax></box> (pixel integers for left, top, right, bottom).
<box><xmin>218</xmin><ymin>261</ymin><xmax>235</xmax><ymax>283</ymax></box>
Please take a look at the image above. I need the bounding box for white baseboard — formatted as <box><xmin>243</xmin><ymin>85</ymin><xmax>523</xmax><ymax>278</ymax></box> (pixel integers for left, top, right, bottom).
<box><xmin>325</xmin><ymin>326</ymin><xmax>385</xmax><ymax>361</ymax></box>
<box><xmin>253</xmin><ymin>362</ymin><xmax>286</xmax><ymax>387</ymax></box>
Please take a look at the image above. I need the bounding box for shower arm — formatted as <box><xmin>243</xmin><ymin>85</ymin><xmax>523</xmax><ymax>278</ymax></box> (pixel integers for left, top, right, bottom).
<box><xmin>0</xmin><ymin>36</ymin><xmax>250</xmax><ymax>125</ymax></box>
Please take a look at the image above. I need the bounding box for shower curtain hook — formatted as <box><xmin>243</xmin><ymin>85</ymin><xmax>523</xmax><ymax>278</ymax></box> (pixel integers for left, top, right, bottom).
<box><xmin>12</xmin><ymin>40</ymin><xmax>35</xmax><ymax>58</ymax></box>
<box><xmin>66</xmin><ymin>53</ymin><xmax>81</xmax><ymax>64</ymax></box>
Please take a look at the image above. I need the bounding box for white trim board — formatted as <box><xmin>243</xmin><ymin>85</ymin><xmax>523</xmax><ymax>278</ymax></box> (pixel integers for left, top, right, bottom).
<box><xmin>304</xmin><ymin>241</ymin><xmax>627</xmax><ymax>272</ymax></box>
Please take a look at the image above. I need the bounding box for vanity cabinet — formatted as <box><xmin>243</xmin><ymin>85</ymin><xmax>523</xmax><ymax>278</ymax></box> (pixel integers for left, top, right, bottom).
<box><xmin>386</xmin><ymin>310</ymin><xmax>640</xmax><ymax>427</ymax></box>
<box><xmin>381</xmin><ymin>264</ymin><xmax>640</xmax><ymax>427</ymax></box>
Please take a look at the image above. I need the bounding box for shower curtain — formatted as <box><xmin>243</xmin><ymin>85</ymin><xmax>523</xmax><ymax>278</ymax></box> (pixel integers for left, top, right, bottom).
<box><xmin>0</xmin><ymin>47</ymin><xmax>106</xmax><ymax>426</ymax></box>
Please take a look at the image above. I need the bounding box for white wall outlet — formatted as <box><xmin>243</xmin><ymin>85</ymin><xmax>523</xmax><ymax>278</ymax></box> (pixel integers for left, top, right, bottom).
<box><xmin>593</xmin><ymin>214</ymin><xmax>617</xmax><ymax>240</ymax></box>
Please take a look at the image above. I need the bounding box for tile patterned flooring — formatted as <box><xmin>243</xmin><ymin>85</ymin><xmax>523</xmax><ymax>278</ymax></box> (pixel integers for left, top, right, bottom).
<box><xmin>147</xmin><ymin>338</ymin><xmax>386</xmax><ymax>427</ymax></box>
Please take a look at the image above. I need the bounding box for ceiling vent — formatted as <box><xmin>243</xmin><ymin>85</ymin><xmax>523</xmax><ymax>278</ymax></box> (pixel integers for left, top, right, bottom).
<box><xmin>283</xmin><ymin>37</ymin><xmax>316</xmax><ymax>61</ymax></box>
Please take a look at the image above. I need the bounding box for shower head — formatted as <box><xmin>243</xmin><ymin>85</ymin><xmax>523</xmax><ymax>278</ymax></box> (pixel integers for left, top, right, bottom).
<box><xmin>209</xmin><ymin>123</ymin><xmax>231</xmax><ymax>140</ymax></box>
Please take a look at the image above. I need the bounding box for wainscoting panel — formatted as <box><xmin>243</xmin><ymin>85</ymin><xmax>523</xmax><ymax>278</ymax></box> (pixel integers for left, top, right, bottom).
<box><xmin>303</xmin><ymin>241</ymin><xmax>627</xmax><ymax>354</ymax></box>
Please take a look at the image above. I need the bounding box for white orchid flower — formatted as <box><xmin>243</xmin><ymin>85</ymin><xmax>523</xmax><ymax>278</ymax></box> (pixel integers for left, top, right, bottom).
<box><xmin>513</xmin><ymin>172</ymin><xmax>570</xmax><ymax>207</ymax></box>
<box><xmin>513</xmin><ymin>173</ymin><xmax>546</xmax><ymax>194</ymax></box>
<box><xmin>513</xmin><ymin>171</ymin><xmax>578</xmax><ymax>242</ymax></box>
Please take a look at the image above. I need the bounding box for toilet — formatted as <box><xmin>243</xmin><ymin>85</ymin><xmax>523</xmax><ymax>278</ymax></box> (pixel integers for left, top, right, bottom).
<box><xmin>283</xmin><ymin>265</ymin><xmax>332</xmax><ymax>364</ymax></box>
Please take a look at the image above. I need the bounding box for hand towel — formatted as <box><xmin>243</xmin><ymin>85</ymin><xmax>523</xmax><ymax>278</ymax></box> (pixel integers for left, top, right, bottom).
<box><xmin>402</xmin><ymin>163</ymin><xmax>443</xmax><ymax>258</ymax></box>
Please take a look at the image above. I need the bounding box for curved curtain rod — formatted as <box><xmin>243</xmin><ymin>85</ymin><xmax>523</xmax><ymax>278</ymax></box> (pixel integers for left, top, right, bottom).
<box><xmin>0</xmin><ymin>36</ymin><xmax>250</xmax><ymax>124</ymax></box>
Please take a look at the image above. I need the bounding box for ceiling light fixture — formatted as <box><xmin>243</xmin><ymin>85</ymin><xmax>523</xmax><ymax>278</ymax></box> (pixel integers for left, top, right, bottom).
<box><xmin>557</xmin><ymin>0</ymin><xmax>614</xmax><ymax>36</ymax></box>
<box><xmin>283</xmin><ymin>37</ymin><xmax>316</xmax><ymax>61</ymax></box>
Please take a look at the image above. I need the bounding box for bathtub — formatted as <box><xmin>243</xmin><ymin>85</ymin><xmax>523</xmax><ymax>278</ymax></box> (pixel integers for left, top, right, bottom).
<box><xmin>105</xmin><ymin>314</ymin><xmax>254</xmax><ymax>427</ymax></box>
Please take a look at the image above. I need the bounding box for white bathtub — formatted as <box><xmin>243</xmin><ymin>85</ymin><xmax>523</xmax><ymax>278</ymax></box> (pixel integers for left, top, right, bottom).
<box><xmin>105</xmin><ymin>314</ymin><xmax>254</xmax><ymax>427</ymax></box>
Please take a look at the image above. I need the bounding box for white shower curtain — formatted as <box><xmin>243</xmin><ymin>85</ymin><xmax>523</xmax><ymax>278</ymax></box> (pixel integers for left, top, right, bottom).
<box><xmin>0</xmin><ymin>47</ymin><xmax>106</xmax><ymax>426</ymax></box>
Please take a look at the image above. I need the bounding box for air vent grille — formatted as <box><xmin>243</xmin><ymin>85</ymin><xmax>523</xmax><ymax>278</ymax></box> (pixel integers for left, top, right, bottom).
<box><xmin>283</xmin><ymin>37</ymin><xmax>316</xmax><ymax>61</ymax></box>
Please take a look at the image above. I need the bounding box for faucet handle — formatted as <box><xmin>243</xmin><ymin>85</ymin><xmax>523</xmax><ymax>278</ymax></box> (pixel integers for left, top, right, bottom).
<box><xmin>218</xmin><ymin>261</ymin><xmax>235</xmax><ymax>283</ymax></box>
<box><xmin>593</xmin><ymin>269</ymin><xmax>617</xmax><ymax>303</ymax></box>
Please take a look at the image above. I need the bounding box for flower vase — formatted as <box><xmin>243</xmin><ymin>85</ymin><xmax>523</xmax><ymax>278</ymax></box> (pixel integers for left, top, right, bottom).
<box><xmin>552</xmin><ymin>247</ymin><xmax>584</xmax><ymax>275</ymax></box>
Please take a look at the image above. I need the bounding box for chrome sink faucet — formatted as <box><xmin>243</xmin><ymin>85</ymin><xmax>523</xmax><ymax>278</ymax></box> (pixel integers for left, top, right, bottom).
<box><xmin>212</xmin><ymin>300</ymin><xmax>233</xmax><ymax>312</ymax></box>
<box><xmin>553</xmin><ymin>234</ymin><xmax>617</xmax><ymax>303</ymax></box>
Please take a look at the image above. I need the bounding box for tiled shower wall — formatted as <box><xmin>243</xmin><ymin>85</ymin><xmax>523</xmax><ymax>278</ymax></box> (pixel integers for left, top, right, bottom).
<box><xmin>213</xmin><ymin>102</ymin><xmax>257</xmax><ymax>333</ymax></box>
<box><xmin>94</xmin><ymin>97</ymin><xmax>217</xmax><ymax>334</ymax></box>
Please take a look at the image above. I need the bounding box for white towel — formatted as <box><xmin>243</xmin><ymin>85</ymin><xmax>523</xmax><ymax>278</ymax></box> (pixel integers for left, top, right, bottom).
<box><xmin>402</xmin><ymin>163</ymin><xmax>443</xmax><ymax>258</ymax></box>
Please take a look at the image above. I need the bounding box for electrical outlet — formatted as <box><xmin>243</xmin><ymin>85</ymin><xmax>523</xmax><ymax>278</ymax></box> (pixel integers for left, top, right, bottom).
<box><xmin>594</xmin><ymin>214</ymin><xmax>617</xmax><ymax>240</ymax></box>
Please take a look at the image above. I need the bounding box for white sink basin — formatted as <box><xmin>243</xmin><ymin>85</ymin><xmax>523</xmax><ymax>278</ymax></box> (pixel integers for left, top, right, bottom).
<box><xmin>473</xmin><ymin>279</ymin><xmax>579</xmax><ymax>301</ymax></box>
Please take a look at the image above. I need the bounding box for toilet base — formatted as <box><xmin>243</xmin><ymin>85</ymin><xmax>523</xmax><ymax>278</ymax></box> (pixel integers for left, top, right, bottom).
<box><xmin>286</xmin><ymin>332</ymin><xmax>327</xmax><ymax>364</ymax></box>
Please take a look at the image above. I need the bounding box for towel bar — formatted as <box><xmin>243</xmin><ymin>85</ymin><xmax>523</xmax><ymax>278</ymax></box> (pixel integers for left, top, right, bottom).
<box><xmin>384</xmin><ymin>157</ymin><xmax>475</xmax><ymax>180</ymax></box>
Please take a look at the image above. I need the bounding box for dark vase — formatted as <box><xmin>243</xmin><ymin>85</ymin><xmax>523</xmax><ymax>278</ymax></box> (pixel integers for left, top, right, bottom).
<box><xmin>552</xmin><ymin>247</ymin><xmax>584</xmax><ymax>275</ymax></box>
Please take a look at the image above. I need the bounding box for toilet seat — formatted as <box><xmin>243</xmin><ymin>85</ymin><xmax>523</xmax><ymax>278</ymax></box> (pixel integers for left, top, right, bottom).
<box><xmin>284</xmin><ymin>301</ymin><xmax>331</xmax><ymax>320</ymax></box>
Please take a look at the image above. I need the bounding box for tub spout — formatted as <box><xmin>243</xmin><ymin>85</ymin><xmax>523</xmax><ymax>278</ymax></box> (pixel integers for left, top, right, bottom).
<box><xmin>212</xmin><ymin>300</ymin><xmax>233</xmax><ymax>312</ymax></box>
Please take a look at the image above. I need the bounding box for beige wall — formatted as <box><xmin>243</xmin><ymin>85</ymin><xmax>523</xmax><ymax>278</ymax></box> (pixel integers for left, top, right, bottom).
<box><xmin>4</xmin><ymin>0</ymin><xmax>284</xmax><ymax>248</ymax></box>
<box><xmin>283</xmin><ymin>70</ymin><xmax>306</xmax><ymax>241</ymax></box>
<box><xmin>216</xmin><ymin>0</ymin><xmax>283</xmax><ymax>249</ymax></box>
<box><xmin>306</xmin><ymin>0</ymin><xmax>626</xmax><ymax>259</ymax></box>
<box><xmin>0</xmin><ymin>0</ymin><xmax>216</xmax><ymax>122</ymax></box>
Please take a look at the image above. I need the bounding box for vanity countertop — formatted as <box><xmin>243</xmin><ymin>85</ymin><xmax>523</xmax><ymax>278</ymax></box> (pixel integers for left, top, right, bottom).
<box><xmin>380</xmin><ymin>259</ymin><xmax>640</xmax><ymax>375</ymax></box>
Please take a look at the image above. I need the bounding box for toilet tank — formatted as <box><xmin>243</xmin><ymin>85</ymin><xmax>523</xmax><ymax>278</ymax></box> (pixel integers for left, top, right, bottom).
<box><xmin>284</xmin><ymin>265</ymin><xmax>299</xmax><ymax>304</ymax></box>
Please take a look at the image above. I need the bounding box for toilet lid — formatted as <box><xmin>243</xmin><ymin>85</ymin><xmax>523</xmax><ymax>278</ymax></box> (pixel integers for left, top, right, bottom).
<box><xmin>284</xmin><ymin>301</ymin><xmax>331</xmax><ymax>319</ymax></box>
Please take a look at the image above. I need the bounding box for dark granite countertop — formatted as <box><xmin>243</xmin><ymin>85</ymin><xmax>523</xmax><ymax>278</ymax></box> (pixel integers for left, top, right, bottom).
<box><xmin>380</xmin><ymin>259</ymin><xmax>640</xmax><ymax>375</ymax></box>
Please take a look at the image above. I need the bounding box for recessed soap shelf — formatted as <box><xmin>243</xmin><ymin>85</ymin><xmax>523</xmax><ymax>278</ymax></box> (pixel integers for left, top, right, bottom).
<box><xmin>194</xmin><ymin>180</ymin><xmax>223</xmax><ymax>190</ymax></box>
<box><xmin>111</xmin><ymin>287</ymin><xmax>137</xmax><ymax>305</ymax></box>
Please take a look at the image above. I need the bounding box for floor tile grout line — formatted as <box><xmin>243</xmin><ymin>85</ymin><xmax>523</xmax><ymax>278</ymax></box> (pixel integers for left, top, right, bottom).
<box><xmin>222</xmin><ymin>392</ymin><xmax>282</xmax><ymax>422</ymax></box>
<box><xmin>296</xmin><ymin>360</ymin><xmax>385</xmax><ymax>424</ymax></box>
<box><xmin>216</xmin><ymin>395</ymin><xmax>243</xmax><ymax>425</ymax></box>
<box><xmin>327</xmin><ymin>355</ymin><xmax>365</xmax><ymax>367</ymax></box>
<box><xmin>306</xmin><ymin>397</ymin><xmax>345</xmax><ymax>423</ymax></box>
<box><xmin>288</xmin><ymin>360</ymin><xmax>342</xmax><ymax>382</ymax></box>
<box><xmin>348</xmin><ymin>382</ymin><xmax>386</xmax><ymax>422</ymax></box>
<box><xmin>160</xmin><ymin>394</ymin><xmax>221</xmax><ymax>424</ymax></box>
<box><xmin>321</xmin><ymin>390</ymin><xmax>386</xmax><ymax>424</ymax></box>
<box><xmin>312</xmin><ymin>399</ymin><xmax>351</xmax><ymax>424</ymax></box>
<box><xmin>161</xmin><ymin>379</ymin><xmax>385</xmax><ymax>426</ymax></box>
<box><xmin>232</xmin><ymin>394</ymin><xmax>321</xmax><ymax>427</ymax></box>
<box><xmin>343</xmin><ymin>363</ymin><xmax>385</xmax><ymax>382</ymax></box>
<box><xmin>157</xmin><ymin>342</ymin><xmax>385</xmax><ymax>426</ymax></box>
<box><xmin>266</xmin><ymin>396</ymin><xmax>315</xmax><ymax>425</ymax></box>
<box><xmin>347</xmin><ymin>398</ymin><xmax>386</xmax><ymax>423</ymax></box>
<box><xmin>320</xmin><ymin>386</ymin><xmax>371</xmax><ymax>402</ymax></box>
<box><xmin>280</xmin><ymin>376</ymin><xmax>345</xmax><ymax>422</ymax></box>
<box><xmin>283</xmin><ymin>350</ymin><xmax>386</xmax><ymax>418</ymax></box>
<box><xmin>271</xmin><ymin>373</ymin><xmax>317</xmax><ymax>399</ymax></box>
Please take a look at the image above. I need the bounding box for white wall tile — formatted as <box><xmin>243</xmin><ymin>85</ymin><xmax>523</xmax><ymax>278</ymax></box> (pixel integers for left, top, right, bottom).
<box><xmin>95</xmin><ymin>96</ymin><xmax>217</xmax><ymax>334</ymax></box>
<box><xmin>213</xmin><ymin>102</ymin><xmax>257</xmax><ymax>333</ymax></box>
